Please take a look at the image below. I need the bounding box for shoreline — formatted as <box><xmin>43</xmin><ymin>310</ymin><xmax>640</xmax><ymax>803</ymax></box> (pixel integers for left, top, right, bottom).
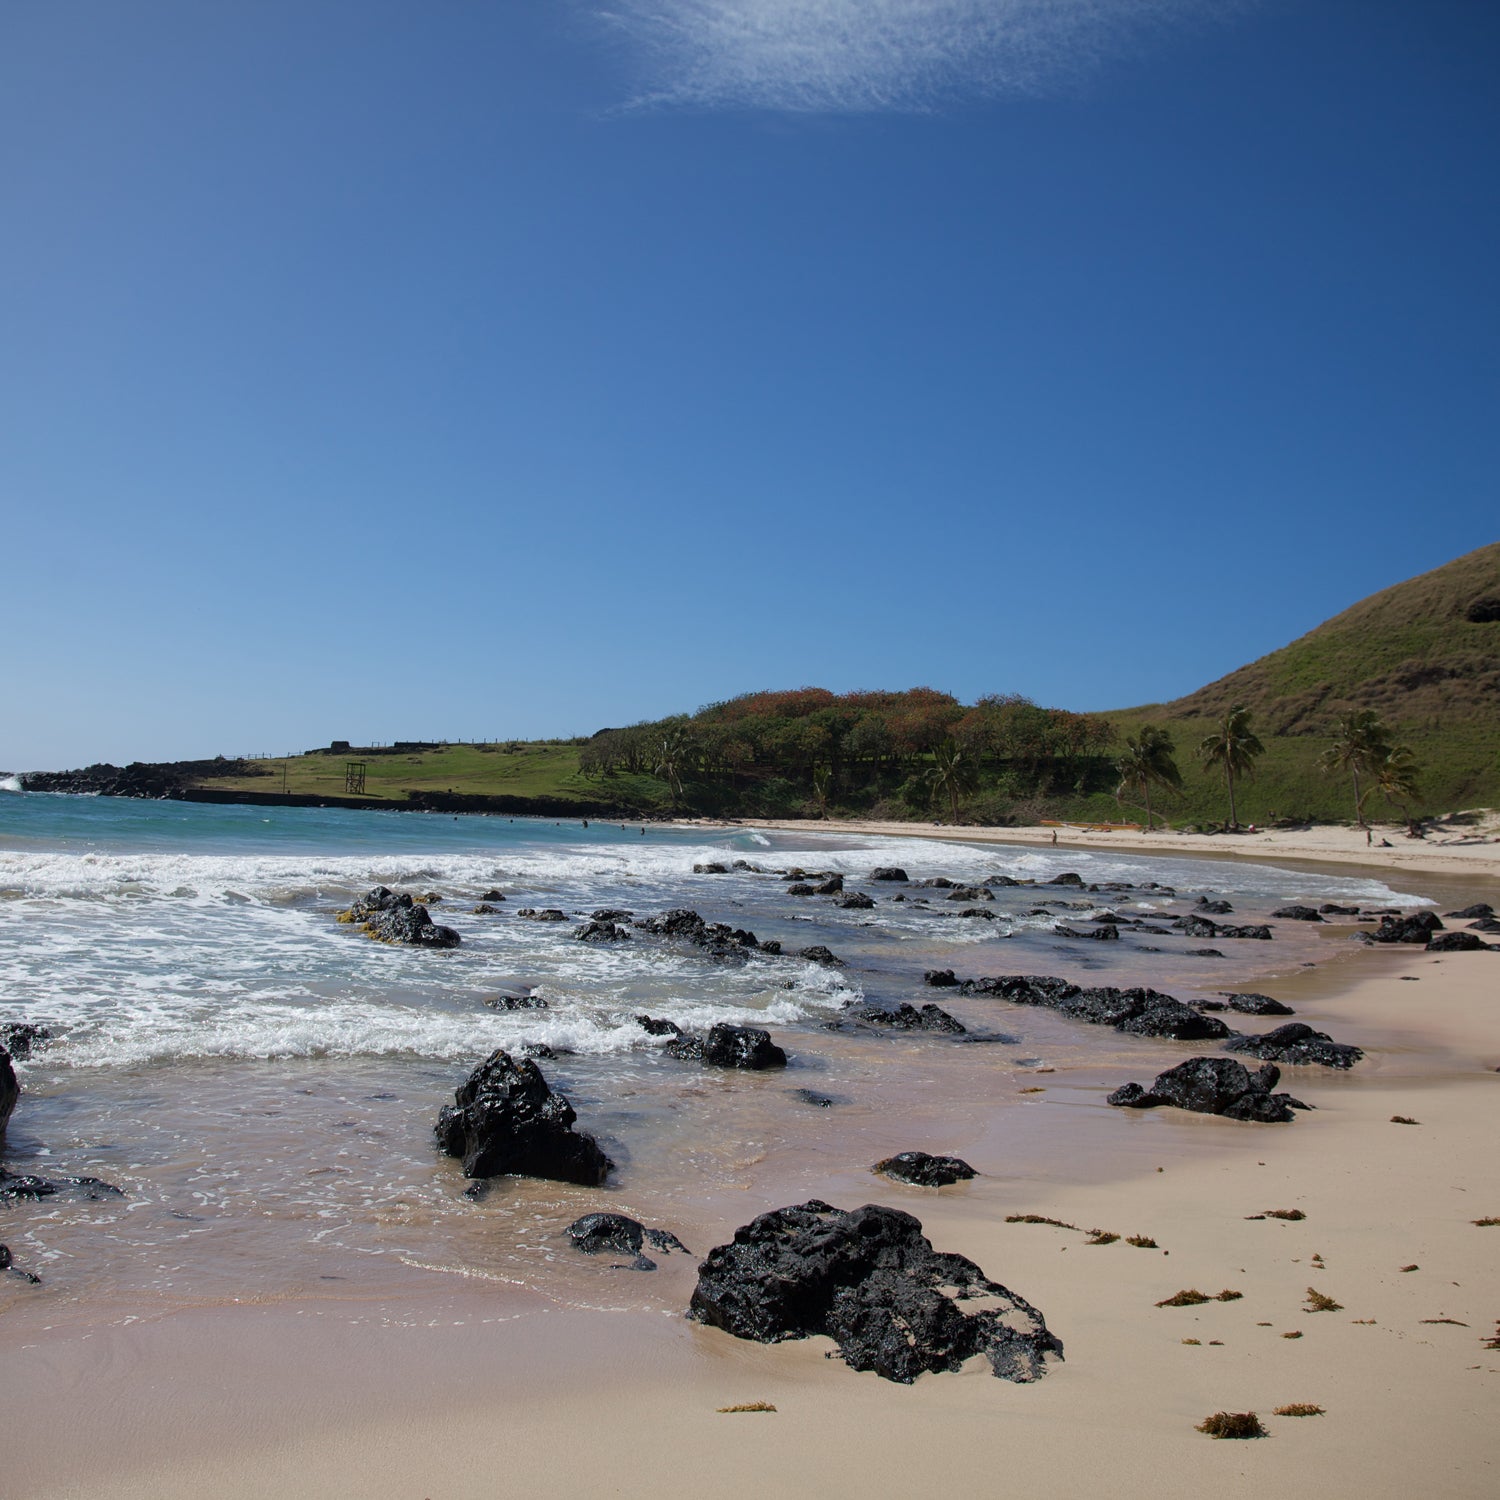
<box><xmin>700</xmin><ymin>815</ymin><xmax>1500</xmax><ymax>883</ymax></box>
<box><xmin>8</xmin><ymin>944</ymin><xmax>1499</xmax><ymax>1495</ymax></box>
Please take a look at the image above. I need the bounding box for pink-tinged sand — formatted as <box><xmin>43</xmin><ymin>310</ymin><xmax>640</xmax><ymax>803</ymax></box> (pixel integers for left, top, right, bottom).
<box><xmin>6</xmin><ymin>955</ymin><xmax>1498</xmax><ymax>1500</ymax></box>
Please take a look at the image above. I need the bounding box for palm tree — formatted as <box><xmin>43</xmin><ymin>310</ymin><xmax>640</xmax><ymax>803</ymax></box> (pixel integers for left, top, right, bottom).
<box><xmin>1319</xmin><ymin>710</ymin><xmax>1395</xmax><ymax>827</ymax></box>
<box><xmin>929</xmin><ymin>739</ymin><xmax>976</xmax><ymax>823</ymax></box>
<box><xmin>1114</xmin><ymin>724</ymin><xmax>1183</xmax><ymax>832</ymax></box>
<box><xmin>1372</xmin><ymin>744</ymin><xmax>1422</xmax><ymax>833</ymax></box>
<box><xmin>1197</xmin><ymin>705</ymin><xmax>1265</xmax><ymax>829</ymax></box>
<box><xmin>652</xmin><ymin>721</ymin><xmax>695</xmax><ymax>808</ymax></box>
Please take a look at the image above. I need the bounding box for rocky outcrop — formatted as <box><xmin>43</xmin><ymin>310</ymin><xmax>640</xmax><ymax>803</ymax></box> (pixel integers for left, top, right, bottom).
<box><xmin>797</xmin><ymin>945</ymin><xmax>845</xmax><ymax>967</ymax></box>
<box><xmin>873</xmin><ymin>1152</ymin><xmax>977</xmax><ymax>1187</ymax></box>
<box><xmin>665</xmin><ymin>1023</ymin><xmax>787</xmax><ymax>1070</ymax></box>
<box><xmin>0</xmin><ymin>1024</ymin><xmax>52</xmax><ymax>1060</ymax></box>
<box><xmin>1273</xmin><ymin>905</ymin><xmax>1324</xmax><ymax>922</ymax></box>
<box><xmin>340</xmin><ymin>886</ymin><xmax>461</xmax><ymax>948</ymax></box>
<box><xmin>483</xmin><ymin>992</ymin><xmax>548</xmax><ymax>1011</ymax></box>
<box><xmin>844</xmin><ymin>1003</ymin><xmax>966</xmax><ymax>1035</ymax></box>
<box><xmin>1108</xmin><ymin>1057</ymin><xmax>1308</xmax><ymax>1122</ymax></box>
<box><xmin>963</xmin><ymin>975</ymin><xmax>1230</xmax><ymax>1042</ymax></box>
<box><xmin>1370</xmin><ymin>912</ymin><xmax>1444</xmax><ymax>944</ymax></box>
<box><xmin>693</xmin><ymin>862</ymin><xmax>729</xmax><ymax>874</ymax></box>
<box><xmin>634</xmin><ymin>908</ymin><xmax>771</xmax><ymax>963</ymax></box>
<box><xmin>1055</xmin><ymin>923</ymin><xmax>1118</xmax><ymax>940</ymax></box>
<box><xmin>1445</xmin><ymin>903</ymin><xmax>1495</xmax><ymax>919</ymax></box>
<box><xmin>688</xmin><ymin>1201</ymin><xmax>1062</xmax><ymax>1384</ymax></box>
<box><xmin>1225</xmin><ymin>1022</ymin><xmax>1363</xmax><ymax>1069</ymax></box>
<box><xmin>923</xmin><ymin>969</ymin><xmax>958</xmax><ymax>988</ymax></box>
<box><xmin>0</xmin><ymin>1167</ymin><xmax>123</xmax><ymax>1201</ymax></box>
<box><xmin>869</xmin><ymin>867</ymin><xmax>909</xmax><ymax>882</ymax></box>
<box><xmin>435</xmin><ymin>1050</ymin><xmax>612</xmax><ymax>1185</ymax></box>
<box><xmin>1195</xmin><ymin>898</ymin><xmax>1234</xmax><ymax>914</ymax></box>
<box><xmin>516</xmin><ymin>907</ymin><xmax>568</xmax><ymax>922</ymax></box>
<box><xmin>835</xmin><ymin>891</ymin><xmax>875</xmax><ymax>909</ymax></box>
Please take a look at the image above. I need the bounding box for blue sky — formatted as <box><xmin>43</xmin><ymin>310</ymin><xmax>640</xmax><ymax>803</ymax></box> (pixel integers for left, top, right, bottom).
<box><xmin>3</xmin><ymin>0</ymin><xmax>1496</xmax><ymax>767</ymax></box>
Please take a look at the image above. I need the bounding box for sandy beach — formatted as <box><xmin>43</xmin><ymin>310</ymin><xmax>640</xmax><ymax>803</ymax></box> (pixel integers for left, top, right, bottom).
<box><xmin>8</xmin><ymin>938</ymin><xmax>1498</xmax><ymax>1498</ymax></box>
<box><xmin>718</xmin><ymin>814</ymin><xmax>1500</xmax><ymax>883</ymax></box>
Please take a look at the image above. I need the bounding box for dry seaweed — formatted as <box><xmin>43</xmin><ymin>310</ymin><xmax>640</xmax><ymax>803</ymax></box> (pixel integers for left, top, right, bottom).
<box><xmin>1282</xmin><ymin>1330</ymin><xmax>1303</xmax><ymax>1339</ymax></box>
<box><xmin>1420</xmin><ymin>1318</ymin><xmax>1468</xmax><ymax>1326</ymax></box>
<box><xmin>1264</xmin><ymin>1209</ymin><xmax>1306</xmax><ymax>1221</ymax></box>
<box><xmin>1197</xmin><ymin>1411</ymin><xmax>1265</xmax><ymax>1439</ymax></box>
<box><xmin>1399</xmin><ymin>1265</ymin><xmax>1419</xmax><ymax>1272</ymax></box>
<box><xmin>1304</xmin><ymin>1288</ymin><xmax>1342</xmax><ymax>1312</ymax></box>
<box><xmin>1181</xmin><ymin>1338</ymin><xmax>1201</xmax><ymax>1345</ymax></box>
<box><xmin>1390</xmin><ymin>1115</ymin><xmax>1420</xmax><ymax>1125</ymax></box>
<box><xmin>1157</xmin><ymin>1289</ymin><xmax>1211</xmax><ymax>1307</ymax></box>
<box><xmin>1215</xmin><ymin>1289</ymin><xmax>1243</xmax><ymax>1302</ymax></box>
<box><xmin>717</xmin><ymin>1402</ymin><xmax>777</xmax><ymax>1413</ymax></box>
<box><xmin>1273</xmin><ymin>1404</ymin><xmax>1324</xmax><ymax>1417</ymax></box>
<box><xmin>1006</xmin><ymin>1214</ymin><xmax>1080</xmax><ymax>1230</ymax></box>
<box><xmin>1086</xmin><ymin>1230</ymin><xmax>1120</xmax><ymax>1246</ymax></box>
<box><xmin>1473</xmin><ymin>1217</ymin><xmax>1500</xmax><ymax>1227</ymax></box>
<box><xmin>1125</xmin><ymin>1235</ymin><xmax>1158</xmax><ymax>1249</ymax></box>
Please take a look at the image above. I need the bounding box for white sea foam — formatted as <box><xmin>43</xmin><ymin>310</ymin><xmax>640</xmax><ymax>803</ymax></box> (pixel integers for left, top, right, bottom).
<box><xmin>0</xmin><ymin>775</ymin><xmax>22</xmax><ymax>793</ymax></box>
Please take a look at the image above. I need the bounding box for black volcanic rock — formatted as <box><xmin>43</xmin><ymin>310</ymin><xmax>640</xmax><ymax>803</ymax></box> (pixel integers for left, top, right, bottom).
<box><xmin>435</xmin><ymin>1050</ymin><xmax>612</xmax><ymax>1185</ymax></box>
<box><xmin>1273</xmin><ymin>905</ymin><xmax>1324</xmax><ymax>922</ymax></box>
<box><xmin>924</xmin><ymin>969</ymin><xmax>959</xmax><ymax>988</ymax></box>
<box><xmin>0</xmin><ymin>1024</ymin><xmax>52</xmax><ymax>1061</ymax></box>
<box><xmin>798</xmin><ymin>945</ymin><xmax>845</xmax><ymax>967</ymax></box>
<box><xmin>345</xmin><ymin>886</ymin><xmax>461</xmax><ymax>948</ymax></box>
<box><xmin>574</xmin><ymin>919</ymin><xmax>630</xmax><ymax>943</ymax></box>
<box><xmin>846</xmin><ymin>1003</ymin><xmax>966</xmax><ymax>1035</ymax></box>
<box><xmin>1426</xmin><ymin>931</ymin><xmax>1495</xmax><ymax>952</ymax></box>
<box><xmin>1</xmin><ymin>1049</ymin><xmax>16</xmax><ymax>1146</ymax></box>
<box><xmin>1445</xmin><ymin>903</ymin><xmax>1495</xmax><ymax>919</ymax></box>
<box><xmin>1372</xmin><ymin>912</ymin><xmax>1444</xmax><ymax>944</ymax></box>
<box><xmin>1055</xmin><ymin>923</ymin><xmax>1119</xmax><ymax>940</ymax></box>
<box><xmin>1226</xmin><ymin>1022</ymin><xmax>1363</xmax><ymax>1069</ymax></box>
<box><xmin>634</xmin><ymin>1014</ymin><xmax>683</xmax><ymax>1036</ymax></box>
<box><xmin>700</xmin><ymin>1023</ymin><xmax>787</xmax><ymax>1070</ymax></box>
<box><xmin>1108</xmin><ymin>1057</ymin><xmax>1307</xmax><ymax>1122</ymax></box>
<box><xmin>688</xmin><ymin>1201</ymin><xmax>1062</xmax><ymax>1385</ymax></box>
<box><xmin>1223</xmin><ymin>992</ymin><xmax>1295</xmax><ymax>1016</ymax></box>
<box><xmin>869</xmin><ymin>867</ymin><xmax>909</xmax><ymax>882</ymax></box>
<box><xmin>873</xmin><ymin>1152</ymin><xmax>977</xmax><ymax>1187</ymax></box>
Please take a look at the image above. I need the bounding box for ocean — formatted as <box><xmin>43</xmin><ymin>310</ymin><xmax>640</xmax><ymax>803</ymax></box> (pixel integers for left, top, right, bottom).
<box><xmin>0</xmin><ymin>791</ymin><xmax>1431</xmax><ymax>1322</ymax></box>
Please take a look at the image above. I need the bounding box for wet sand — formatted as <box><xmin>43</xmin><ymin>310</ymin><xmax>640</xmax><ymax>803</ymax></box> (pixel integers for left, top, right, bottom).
<box><xmin>7</xmin><ymin>930</ymin><xmax>1499</xmax><ymax>1499</ymax></box>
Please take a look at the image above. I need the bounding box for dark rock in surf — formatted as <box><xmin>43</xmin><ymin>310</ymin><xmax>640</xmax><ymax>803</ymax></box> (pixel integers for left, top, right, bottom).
<box><xmin>1468</xmin><ymin>917</ymin><xmax>1500</xmax><ymax>933</ymax></box>
<box><xmin>515</xmin><ymin>907</ymin><xmax>568</xmax><ymax>923</ymax></box>
<box><xmin>836</xmin><ymin>891</ymin><xmax>875</xmax><ymax>909</ymax></box>
<box><xmin>574</xmin><ymin>919</ymin><xmax>630</xmax><ymax>943</ymax></box>
<box><xmin>0</xmin><ymin>1049</ymin><xmax>16</xmax><ymax>1146</ymax></box>
<box><xmin>846</xmin><ymin>1002</ymin><xmax>966</xmax><ymax>1035</ymax></box>
<box><xmin>1371</xmin><ymin>912</ymin><xmax>1444</xmax><ymax>944</ymax></box>
<box><xmin>484</xmin><ymin>992</ymin><xmax>548</xmax><ymax>1011</ymax></box>
<box><xmin>914</xmin><ymin>877</ymin><xmax>956</xmax><ymax>889</ymax></box>
<box><xmin>0</xmin><ymin>1167</ymin><xmax>123</xmax><ymax>1202</ymax></box>
<box><xmin>345</xmin><ymin>886</ymin><xmax>461</xmax><ymax>948</ymax></box>
<box><xmin>635</xmin><ymin>1014</ymin><xmax>683</xmax><ymax>1037</ymax></box>
<box><xmin>869</xmin><ymin>867</ymin><xmax>909</xmax><ymax>882</ymax></box>
<box><xmin>1177</xmin><ymin>915</ymin><xmax>1221</xmax><ymax>938</ymax></box>
<box><xmin>0</xmin><ymin>1244</ymin><xmax>41</xmax><ymax>1284</ymax></box>
<box><xmin>1220</xmin><ymin>924</ymin><xmax>1273</xmax><ymax>940</ymax></box>
<box><xmin>1195</xmin><ymin>898</ymin><xmax>1234</xmax><ymax>915</ymax></box>
<box><xmin>1320</xmin><ymin>903</ymin><xmax>1359</xmax><ymax>916</ymax></box>
<box><xmin>435</xmin><ymin>1050</ymin><xmax>612</xmax><ymax>1186</ymax></box>
<box><xmin>479</xmin><ymin>889</ymin><xmax>505</xmax><ymax>901</ymax></box>
<box><xmin>1047</xmin><ymin>873</ymin><xmax>1085</xmax><ymax>886</ymax></box>
<box><xmin>946</xmin><ymin>886</ymin><xmax>992</xmax><ymax>902</ymax></box>
<box><xmin>791</xmin><ymin>1089</ymin><xmax>846</xmax><ymax>1108</ymax></box>
<box><xmin>798</xmin><ymin>945</ymin><xmax>845</xmax><ymax>967</ymax></box>
<box><xmin>0</xmin><ymin>1024</ymin><xmax>52</xmax><ymax>1061</ymax></box>
<box><xmin>786</xmin><ymin>883</ymin><xmax>816</xmax><ymax>896</ymax></box>
<box><xmin>1055</xmin><ymin>923</ymin><xmax>1118</xmax><ymax>941</ymax></box>
<box><xmin>592</xmin><ymin>908</ymin><xmax>633</xmax><ymax>922</ymax></box>
<box><xmin>1224</xmin><ymin>993</ymin><xmax>1295</xmax><ymax>1016</ymax></box>
<box><xmin>924</xmin><ymin>969</ymin><xmax>959</xmax><ymax>988</ymax></box>
<box><xmin>1445</xmin><ymin>903</ymin><xmax>1495</xmax><ymax>920</ymax></box>
<box><xmin>1226</xmin><ymin>1022</ymin><xmax>1363</xmax><ymax>1069</ymax></box>
<box><xmin>1273</xmin><ymin>905</ymin><xmax>1324</xmax><ymax>922</ymax></box>
<box><xmin>1108</xmin><ymin>1057</ymin><xmax>1308</xmax><ymax>1122</ymax></box>
<box><xmin>701</xmin><ymin>1023</ymin><xmax>787</xmax><ymax>1070</ymax></box>
<box><xmin>874</xmin><ymin>1152</ymin><xmax>977</xmax><ymax>1187</ymax></box>
<box><xmin>693</xmin><ymin>862</ymin><xmax>729</xmax><ymax>874</ymax></box>
<box><xmin>957</xmin><ymin>907</ymin><xmax>1000</xmax><ymax>920</ymax></box>
<box><xmin>812</xmin><ymin>875</ymin><xmax>844</xmax><ymax>895</ymax></box>
<box><xmin>567</xmin><ymin>1212</ymin><xmax>646</xmax><ymax>1255</ymax></box>
<box><xmin>688</xmin><ymin>1201</ymin><xmax>1062</xmax><ymax>1385</ymax></box>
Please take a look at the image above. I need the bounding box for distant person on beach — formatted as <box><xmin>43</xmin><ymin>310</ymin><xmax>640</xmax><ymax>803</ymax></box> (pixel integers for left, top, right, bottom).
<box><xmin>1051</xmin><ymin>830</ymin><xmax>1057</xmax><ymax>845</ymax></box>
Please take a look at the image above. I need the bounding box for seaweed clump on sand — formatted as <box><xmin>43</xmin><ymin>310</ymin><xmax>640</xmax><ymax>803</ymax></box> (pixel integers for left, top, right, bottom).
<box><xmin>1197</xmin><ymin>1412</ymin><xmax>1265</xmax><ymax>1439</ymax></box>
<box><xmin>1304</xmin><ymin>1287</ymin><xmax>1343</xmax><ymax>1312</ymax></box>
<box><xmin>1273</xmin><ymin>1404</ymin><xmax>1324</xmax><ymax>1417</ymax></box>
<box><xmin>689</xmin><ymin>1201</ymin><xmax>1062</xmax><ymax>1385</ymax></box>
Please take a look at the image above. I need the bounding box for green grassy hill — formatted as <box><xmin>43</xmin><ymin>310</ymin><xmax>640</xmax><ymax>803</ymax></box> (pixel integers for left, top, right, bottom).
<box><xmin>179</xmin><ymin>544</ymin><xmax>1500</xmax><ymax>827</ymax></box>
<box><xmin>1076</xmin><ymin>542</ymin><xmax>1500</xmax><ymax>825</ymax></box>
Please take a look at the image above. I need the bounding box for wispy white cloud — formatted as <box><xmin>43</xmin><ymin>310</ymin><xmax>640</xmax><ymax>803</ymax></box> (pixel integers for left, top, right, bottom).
<box><xmin>595</xmin><ymin>0</ymin><xmax>1244</xmax><ymax>113</ymax></box>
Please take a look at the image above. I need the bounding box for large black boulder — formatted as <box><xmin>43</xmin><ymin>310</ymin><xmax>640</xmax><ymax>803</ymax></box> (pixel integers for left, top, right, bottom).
<box><xmin>0</xmin><ymin>1048</ymin><xmax>16</xmax><ymax>1146</ymax></box>
<box><xmin>798</xmin><ymin>945</ymin><xmax>845</xmax><ymax>967</ymax></box>
<box><xmin>1226</xmin><ymin>1022</ymin><xmax>1363</xmax><ymax>1069</ymax></box>
<box><xmin>869</xmin><ymin>867</ymin><xmax>909</xmax><ymax>882</ymax></box>
<box><xmin>1055</xmin><ymin>923</ymin><xmax>1119</xmax><ymax>941</ymax></box>
<box><xmin>345</xmin><ymin>886</ymin><xmax>461</xmax><ymax>948</ymax></box>
<box><xmin>1273</xmin><ymin>905</ymin><xmax>1324</xmax><ymax>922</ymax></box>
<box><xmin>1219</xmin><ymin>924</ymin><xmax>1273</xmax><ymax>940</ymax></box>
<box><xmin>924</xmin><ymin>969</ymin><xmax>959</xmax><ymax>988</ymax></box>
<box><xmin>873</xmin><ymin>1152</ymin><xmax>977</xmax><ymax>1187</ymax></box>
<box><xmin>1108</xmin><ymin>1057</ymin><xmax>1307</xmax><ymax>1122</ymax></box>
<box><xmin>0</xmin><ymin>1167</ymin><xmax>123</xmax><ymax>1202</ymax></box>
<box><xmin>1047</xmin><ymin>872</ymin><xmax>1086</xmax><ymax>886</ymax></box>
<box><xmin>1195</xmin><ymin>898</ymin><xmax>1234</xmax><ymax>915</ymax></box>
<box><xmin>435</xmin><ymin>1050</ymin><xmax>612</xmax><ymax>1185</ymax></box>
<box><xmin>1426</xmin><ymin>931</ymin><xmax>1495</xmax><ymax>952</ymax></box>
<box><xmin>701</xmin><ymin>1023</ymin><xmax>787</xmax><ymax>1070</ymax></box>
<box><xmin>1445</xmin><ymin>903</ymin><xmax>1495</xmax><ymax>919</ymax></box>
<box><xmin>687</xmin><ymin>1201</ymin><xmax>1062</xmax><ymax>1384</ymax></box>
<box><xmin>1372</xmin><ymin>912</ymin><xmax>1444</xmax><ymax>944</ymax></box>
<box><xmin>574</xmin><ymin>919</ymin><xmax>630</xmax><ymax>943</ymax></box>
<box><xmin>567</xmin><ymin>1212</ymin><xmax>689</xmax><ymax>1259</ymax></box>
